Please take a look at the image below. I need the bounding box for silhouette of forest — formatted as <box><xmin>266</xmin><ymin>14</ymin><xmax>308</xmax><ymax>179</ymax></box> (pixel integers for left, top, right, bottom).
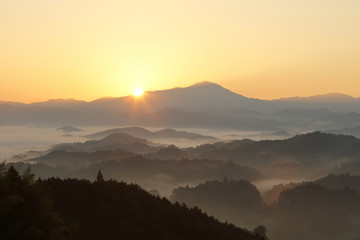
<box><xmin>18</xmin><ymin>131</ymin><xmax>360</xmax><ymax>181</ymax></box>
<box><xmin>171</xmin><ymin>178</ymin><xmax>360</xmax><ymax>240</ymax></box>
<box><xmin>3</xmin><ymin>131</ymin><xmax>360</xmax><ymax>239</ymax></box>
<box><xmin>0</xmin><ymin>164</ymin><xmax>266</xmax><ymax>240</ymax></box>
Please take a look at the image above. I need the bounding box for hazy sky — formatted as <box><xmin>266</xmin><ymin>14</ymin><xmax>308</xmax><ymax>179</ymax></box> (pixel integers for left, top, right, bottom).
<box><xmin>1</xmin><ymin>0</ymin><xmax>360</xmax><ymax>102</ymax></box>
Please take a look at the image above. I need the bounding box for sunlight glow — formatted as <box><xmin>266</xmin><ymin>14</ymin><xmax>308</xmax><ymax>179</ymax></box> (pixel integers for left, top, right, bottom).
<box><xmin>133</xmin><ymin>88</ymin><xmax>144</xmax><ymax>97</ymax></box>
<box><xmin>1</xmin><ymin>1</ymin><xmax>360</xmax><ymax>102</ymax></box>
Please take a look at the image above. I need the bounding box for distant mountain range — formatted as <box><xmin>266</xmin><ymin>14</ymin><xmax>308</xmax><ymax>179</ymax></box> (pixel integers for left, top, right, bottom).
<box><xmin>326</xmin><ymin>126</ymin><xmax>360</xmax><ymax>138</ymax></box>
<box><xmin>85</xmin><ymin>126</ymin><xmax>217</xmax><ymax>141</ymax></box>
<box><xmin>21</xmin><ymin>131</ymin><xmax>360</xmax><ymax>180</ymax></box>
<box><xmin>1</xmin><ymin>81</ymin><xmax>360</xmax><ymax>133</ymax></box>
<box><xmin>170</xmin><ymin>177</ymin><xmax>360</xmax><ymax>240</ymax></box>
<box><xmin>182</xmin><ymin>131</ymin><xmax>360</xmax><ymax>178</ymax></box>
<box><xmin>49</xmin><ymin>132</ymin><xmax>160</xmax><ymax>154</ymax></box>
<box><xmin>20</xmin><ymin>132</ymin><xmax>262</xmax><ymax>188</ymax></box>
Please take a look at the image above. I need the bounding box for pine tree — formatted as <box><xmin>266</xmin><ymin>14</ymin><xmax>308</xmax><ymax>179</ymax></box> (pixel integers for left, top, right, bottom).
<box><xmin>96</xmin><ymin>170</ymin><xmax>104</xmax><ymax>182</ymax></box>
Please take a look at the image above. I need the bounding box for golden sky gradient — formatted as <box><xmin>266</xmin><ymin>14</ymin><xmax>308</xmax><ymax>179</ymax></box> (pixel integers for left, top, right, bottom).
<box><xmin>1</xmin><ymin>0</ymin><xmax>360</xmax><ymax>103</ymax></box>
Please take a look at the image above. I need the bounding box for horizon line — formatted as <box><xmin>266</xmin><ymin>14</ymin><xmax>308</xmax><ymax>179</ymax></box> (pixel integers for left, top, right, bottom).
<box><xmin>0</xmin><ymin>81</ymin><xmax>358</xmax><ymax>104</ymax></box>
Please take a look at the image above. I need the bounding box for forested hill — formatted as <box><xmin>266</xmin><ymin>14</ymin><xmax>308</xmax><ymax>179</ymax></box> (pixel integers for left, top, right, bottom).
<box><xmin>0</xmin><ymin>165</ymin><xmax>266</xmax><ymax>240</ymax></box>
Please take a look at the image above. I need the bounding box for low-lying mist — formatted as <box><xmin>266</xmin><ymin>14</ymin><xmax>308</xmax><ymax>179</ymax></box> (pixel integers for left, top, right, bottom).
<box><xmin>0</xmin><ymin>126</ymin><xmax>106</xmax><ymax>160</ymax></box>
<box><xmin>0</xmin><ymin>125</ymin><xmax>294</xmax><ymax>160</ymax></box>
<box><xmin>170</xmin><ymin>177</ymin><xmax>360</xmax><ymax>240</ymax></box>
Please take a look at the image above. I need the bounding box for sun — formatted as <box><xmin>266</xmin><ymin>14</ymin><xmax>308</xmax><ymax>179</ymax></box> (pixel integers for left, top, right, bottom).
<box><xmin>132</xmin><ymin>88</ymin><xmax>144</xmax><ymax>97</ymax></box>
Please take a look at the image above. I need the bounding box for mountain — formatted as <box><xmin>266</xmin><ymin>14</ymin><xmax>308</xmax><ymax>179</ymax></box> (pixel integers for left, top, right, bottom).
<box><xmin>327</xmin><ymin>126</ymin><xmax>360</xmax><ymax>138</ymax></box>
<box><xmin>89</xmin><ymin>81</ymin><xmax>263</xmax><ymax>110</ymax></box>
<box><xmin>170</xmin><ymin>179</ymin><xmax>360</xmax><ymax>240</ymax></box>
<box><xmin>57</xmin><ymin>126</ymin><xmax>84</xmax><ymax>133</ymax></box>
<box><xmin>1</xmin><ymin>81</ymin><xmax>360</xmax><ymax>131</ymax></box>
<box><xmin>27</xmin><ymin>148</ymin><xmax>135</xmax><ymax>165</ymax></box>
<box><xmin>13</xmin><ymin>157</ymin><xmax>262</xmax><ymax>196</ymax></box>
<box><xmin>270</xmin><ymin>183</ymin><xmax>360</xmax><ymax>240</ymax></box>
<box><xmin>43</xmin><ymin>177</ymin><xmax>266</xmax><ymax>240</ymax></box>
<box><xmin>185</xmin><ymin>132</ymin><xmax>360</xmax><ymax>178</ymax></box>
<box><xmin>19</xmin><ymin>130</ymin><xmax>360</xmax><ymax>180</ymax></box>
<box><xmin>0</xmin><ymin>166</ymin><xmax>266</xmax><ymax>240</ymax></box>
<box><xmin>18</xmin><ymin>132</ymin><xmax>262</xmax><ymax>188</ymax></box>
<box><xmin>277</xmin><ymin>93</ymin><xmax>356</xmax><ymax>102</ymax></box>
<box><xmin>0</xmin><ymin>100</ymin><xmax>25</xmax><ymax>106</ymax></box>
<box><xmin>140</xmin><ymin>81</ymin><xmax>265</xmax><ymax>111</ymax></box>
<box><xmin>30</xmin><ymin>98</ymin><xmax>87</xmax><ymax>107</ymax></box>
<box><xmin>263</xmin><ymin>173</ymin><xmax>360</xmax><ymax>205</ymax></box>
<box><xmin>49</xmin><ymin>133</ymin><xmax>160</xmax><ymax>154</ymax></box>
<box><xmin>262</xmin><ymin>182</ymin><xmax>298</xmax><ymax>204</ymax></box>
<box><xmin>170</xmin><ymin>179</ymin><xmax>264</xmax><ymax>229</ymax></box>
<box><xmin>314</xmin><ymin>173</ymin><xmax>360</xmax><ymax>191</ymax></box>
<box><xmin>85</xmin><ymin>126</ymin><xmax>217</xmax><ymax>141</ymax></box>
<box><xmin>273</xmin><ymin>93</ymin><xmax>360</xmax><ymax>112</ymax></box>
<box><xmin>147</xmin><ymin>145</ymin><xmax>189</xmax><ymax>160</ymax></box>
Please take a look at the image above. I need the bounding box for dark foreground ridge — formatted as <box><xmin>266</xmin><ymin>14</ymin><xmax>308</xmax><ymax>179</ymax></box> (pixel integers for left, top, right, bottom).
<box><xmin>0</xmin><ymin>165</ymin><xmax>266</xmax><ymax>240</ymax></box>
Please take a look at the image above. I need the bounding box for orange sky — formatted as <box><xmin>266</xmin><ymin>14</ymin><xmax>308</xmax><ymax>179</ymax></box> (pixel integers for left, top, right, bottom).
<box><xmin>1</xmin><ymin>0</ymin><xmax>360</xmax><ymax>103</ymax></box>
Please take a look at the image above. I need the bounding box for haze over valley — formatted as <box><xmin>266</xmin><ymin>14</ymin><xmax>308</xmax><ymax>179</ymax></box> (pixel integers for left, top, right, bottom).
<box><xmin>2</xmin><ymin>1</ymin><xmax>360</xmax><ymax>239</ymax></box>
<box><xmin>2</xmin><ymin>82</ymin><xmax>360</xmax><ymax>239</ymax></box>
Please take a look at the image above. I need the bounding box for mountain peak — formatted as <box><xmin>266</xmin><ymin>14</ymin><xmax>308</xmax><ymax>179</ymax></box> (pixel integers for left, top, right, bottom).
<box><xmin>190</xmin><ymin>81</ymin><xmax>221</xmax><ymax>88</ymax></box>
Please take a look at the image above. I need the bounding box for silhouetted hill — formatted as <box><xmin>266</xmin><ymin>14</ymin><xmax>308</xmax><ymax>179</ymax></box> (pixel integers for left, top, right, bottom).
<box><xmin>57</xmin><ymin>126</ymin><xmax>84</xmax><ymax>133</ymax></box>
<box><xmin>264</xmin><ymin>173</ymin><xmax>360</xmax><ymax>205</ymax></box>
<box><xmin>42</xmin><ymin>177</ymin><xmax>266</xmax><ymax>240</ymax></box>
<box><xmin>186</xmin><ymin>132</ymin><xmax>360</xmax><ymax>178</ymax></box>
<box><xmin>50</xmin><ymin>133</ymin><xmax>160</xmax><ymax>154</ymax></box>
<box><xmin>170</xmin><ymin>179</ymin><xmax>264</xmax><ymax>229</ymax></box>
<box><xmin>314</xmin><ymin>173</ymin><xmax>360</xmax><ymax>191</ymax></box>
<box><xmin>27</xmin><ymin>148</ymin><xmax>135</xmax><ymax>165</ymax></box>
<box><xmin>327</xmin><ymin>126</ymin><xmax>360</xmax><ymax>138</ymax></box>
<box><xmin>0</xmin><ymin>165</ymin><xmax>70</xmax><ymax>240</ymax></box>
<box><xmin>0</xmin><ymin>165</ymin><xmax>265</xmax><ymax>240</ymax></box>
<box><xmin>262</xmin><ymin>182</ymin><xmax>298</xmax><ymax>205</ymax></box>
<box><xmin>147</xmin><ymin>145</ymin><xmax>189</xmax><ymax>160</ymax></box>
<box><xmin>21</xmin><ymin>133</ymin><xmax>159</xmax><ymax>165</ymax></box>
<box><xmin>23</xmin><ymin>131</ymin><xmax>360</xmax><ymax>180</ymax></box>
<box><xmin>170</xmin><ymin>179</ymin><xmax>360</xmax><ymax>240</ymax></box>
<box><xmin>85</xmin><ymin>126</ymin><xmax>151</xmax><ymax>139</ymax></box>
<box><xmin>14</xmin><ymin>156</ymin><xmax>262</xmax><ymax>195</ymax></box>
<box><xmin>271</xmin><ymin>183</ymin><xmax>360</xmax><ymax>240</ymax></box>
<box><xmin>85</xmin><ymin>126</ymin><xmax>217</xmax><ymax>141</ymax></box>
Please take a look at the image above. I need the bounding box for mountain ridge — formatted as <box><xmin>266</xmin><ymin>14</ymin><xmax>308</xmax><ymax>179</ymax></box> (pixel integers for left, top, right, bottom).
<box><xmin>85</xmin><ymin>126</ymin><xmax>218</xmax><ymax>141</ymax></box>
<box><xmin>2</xmin><ymin>81</ymin><xmax>360</xmax><ymax>129</ymax></box>
<box><xmin>1</xmin><ymin>82</ymin><xmax>358</xmax><ymax>104</ymax></box>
